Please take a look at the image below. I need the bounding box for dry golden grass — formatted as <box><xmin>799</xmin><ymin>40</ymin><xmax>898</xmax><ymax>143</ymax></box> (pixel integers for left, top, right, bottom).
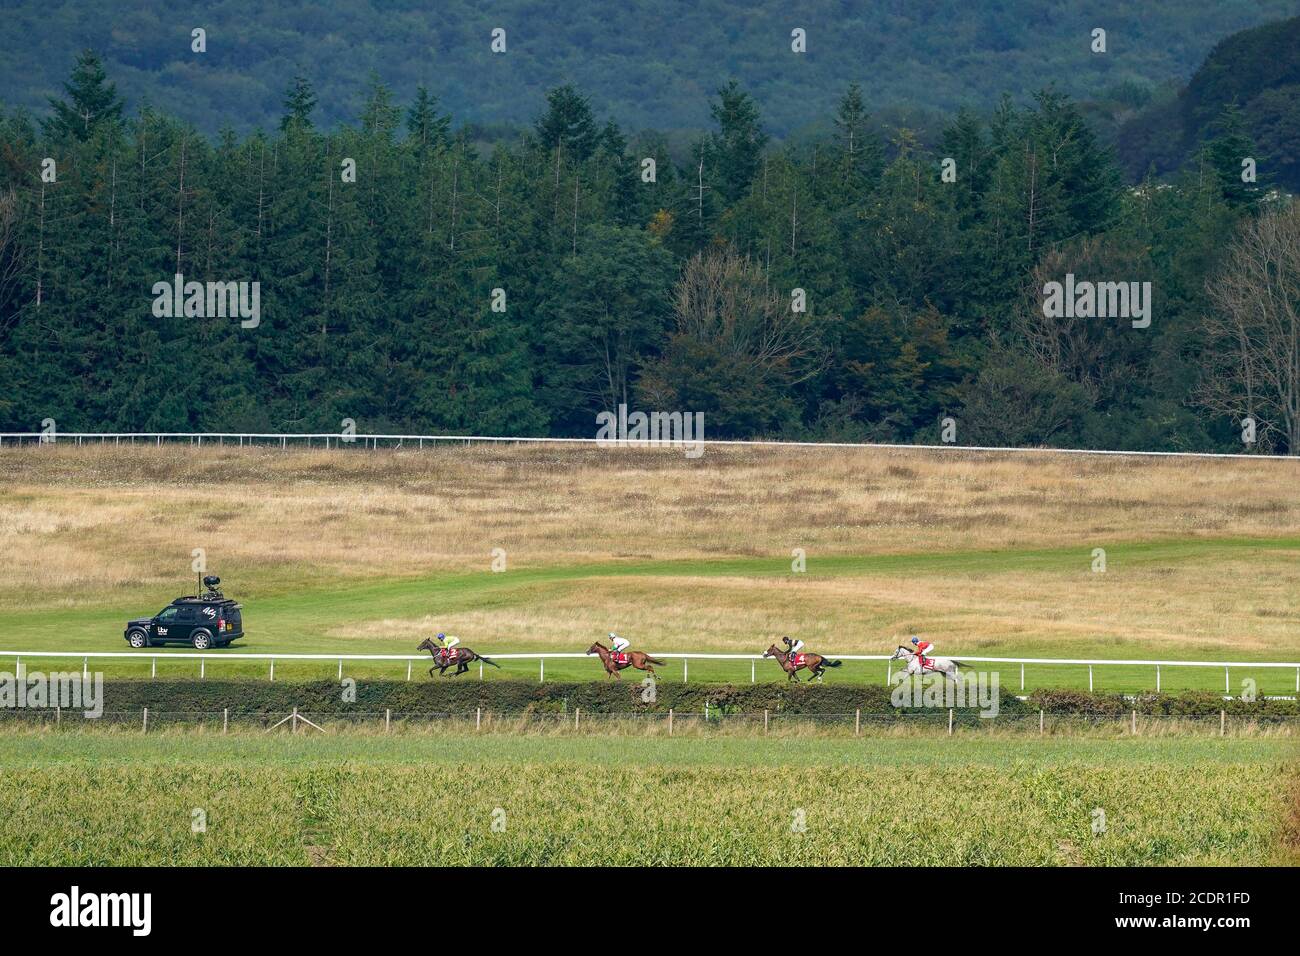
<box><xmin>2</xmin><ymin>443</ymin><xmax>1299</xmax><ymax>657</ymax></box>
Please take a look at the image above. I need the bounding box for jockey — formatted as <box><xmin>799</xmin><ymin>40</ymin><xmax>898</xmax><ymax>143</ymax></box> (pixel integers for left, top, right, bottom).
<box><xmin>437</xmin><ymin>632</ymin><xmax>460</xmax><ymax>660</ymax></box>
<box><xmin>910</xmin><ymin>635</ymin><xmax>935</xmax><ymax>669</ymax></box>
<box><xmin>782</xmin><ymin>635</ymin><xmax>805</xmax><ymax>658</ymax></box>
<box><xmin>609</xmin><ymin>632</ymin><xmax>630</xmax><ymax>656</ymax></box>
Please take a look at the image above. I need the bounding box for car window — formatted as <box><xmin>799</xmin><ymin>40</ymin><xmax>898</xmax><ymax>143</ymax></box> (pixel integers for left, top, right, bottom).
<box><xmin>156</xmin><ymin>607</ymin><xmax>179</xmax><ymax>622</ymax></box>
<box><xmin>176</xmin><ymin>607</ymin><xmax>197</xmax><ymax>624</ymax></box>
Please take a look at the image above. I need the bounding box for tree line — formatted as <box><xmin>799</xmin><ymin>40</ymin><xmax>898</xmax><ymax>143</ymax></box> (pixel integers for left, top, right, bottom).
<box><xmin>0</xmin><ymin>51</ymin><xmax>1295</xmax><ymax>452</ymax></box>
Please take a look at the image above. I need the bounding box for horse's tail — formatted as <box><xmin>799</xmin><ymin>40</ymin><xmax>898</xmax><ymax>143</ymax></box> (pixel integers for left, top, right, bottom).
<box><xmin>478</xmin><ymin>654</ymin><xmax>501</xmax><ymax>669</ymax></box>
<box><xmin>823</xmin><ymin>659</ymin><xmax>842</xmax><ymax>668</ymax></box>
<box><xmin>646</xmin><ymin>656</ymin><xmax>666</xmax><ymax>666</ymax></box>
<box><xmin>950</xmin><ymin>660</ymin><xmax>965</xmax><ymax>669</ymax></box>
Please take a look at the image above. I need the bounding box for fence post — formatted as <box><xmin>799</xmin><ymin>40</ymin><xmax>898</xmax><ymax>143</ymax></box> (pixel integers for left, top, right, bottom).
<box><xmin>223</xmin><ymin>708</ymin><xmax>228</xmax><ymax>734</ymax></box>
<box><xmin>1131</xmin><ymin>709</ymin><xmax>1136</xmax><ymax>735</ymax></box>
<box><xmin>886</xmin><ymin>661</ymin><xmax>892</xmax><ymax>685</ymax></box>
<box><xmin>338</xmin><ymin>658</ymin><xmax>342</xmax><ymax>681</ymax></box>
<box><xmin>1220</xmin><ymin>709</ymin><xmax>1225</xmax><ymax>736</ymax></box>
<box><xmin>540</xmin><ymin>659</ymin><xmax>545</xmax><ymax>683</ymax></box>
<box><xmin>270</xmin><ymin>659</ymin><xmax>275</xmax><ymax>681</ymax></box>
<box><xmin>1225</xmin><ymin>666</ymin><xmax>1230</xmax><ymax>695</ymax></box>
<box><xmin>1039</xmin><ymin>709</ymin><xmax>1044</xmax><ymax>735</ymax></box>
<box><xmin>56</xmin><ymin>705</ymin><xmax>61</xmax><ymax>725</ymax></box>
<box><xmin>1020</xmin><ymin>662</ymin><xmax>1024</xmax><ymax>692</ymax></box>
<box><xmin>1156</xmin><ymin>664</ymin><xmax>1160</xmax><ymax>693</ymax></box>
<box><xmin>142</xmin><ymin>707</ymin><xmax>148</xmax><ymax>733</ymax></box>
<box><xmin>683</xmin><ymin>658</ymin><xmax>688</xmax><ymax>683</ymax></box>
<box><xmin>385</xmin><ymin>708</ymin><xmax>391</xmax><ymax>733</ymax></box>
<box><xmin>407</xmin><ymin>660</ymin><xmax>412</xmax><ymax>681</ymax></box>
<box><xmin>575</xmin><ymin>707</ymin><xmax>580</xmax><ymax>730</ymax></box>
<box><xmin>151</xmin><ymin>657</ymin><xmax>156</xmax><ymax>679</ymax></box>
<box><xmin>200</xmin><ymin>656</ymin><xmax>205</xmax><ymax>680</ymax></box>
<box><xmin>855</xmin><ymin>708</ymin><xmax>861</xmax><ymax>737</ymax></box>
<box><xmin>476</xmin><ymin>707</ymin><xmax>482</xmax><ymax>731</ymax></box>
<box><xmin>668</xmin><ymin>709</ymin><xmax>674</xmax><ymax>736</ymax></box>
<box><xmin>764</xmin><ymin>709</ymin><xmax>769</xmax><ymax>734</ymax></box>
<box><xmin>83</xmin><ymin>657</ymin><xmax>88</xmax><ymax>681</ymax></box>
<box><xmin>751</xmin><ymin>659</ymin><xmax>755</xmax><ymax>683</ymax></box>
<box><xmin>291</xmin><ymin>706</ymin><xmax>299</xmax><ymax>733</ymax></box>
<box><xmin>947</xmin><ymin>708</ymin><xmax>954</xmax><ymax>735</ymax></box>
<box><xmin>1088</xmin><ymin>665</ymin><xmax>1093</xmax><ymax>692</ymax></box>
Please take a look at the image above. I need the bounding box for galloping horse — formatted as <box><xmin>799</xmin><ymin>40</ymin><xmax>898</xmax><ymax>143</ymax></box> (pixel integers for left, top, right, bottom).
<box><xmin>762</xmin><ymin>644</ymin><xmax>841</xmax><ymax>682</ymax></box>
<box><xmin>417</xmin><ymin>637</ymin><xmax>500</xmax><ymax>677</ymax></box>
<box><xmin>888</xmin><ymin>645</ymin><xmax>964</xmax><ymax>683</ymax></box>
<box><xmin>587</xmin><ymin>641</ymin><xmax>665</xmax><ymax>679</ymax></box>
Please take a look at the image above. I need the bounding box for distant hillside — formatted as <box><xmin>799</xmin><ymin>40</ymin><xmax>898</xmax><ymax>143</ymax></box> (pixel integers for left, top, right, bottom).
<box><xmin>1</xmin><ymin>0</ymin><xmax>1297</xmax><ymax>136</ymax></box>
<box><xmin>1118</xmin><ymin>15</ymin><xmax>1300</xmax><ymax>191</ymax></box>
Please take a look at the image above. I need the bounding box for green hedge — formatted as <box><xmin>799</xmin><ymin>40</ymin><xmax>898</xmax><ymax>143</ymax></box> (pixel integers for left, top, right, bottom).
<box><xmin>68</xmin><ymin>680</ymin><xmax>1296</xmax><ymax>718</ymax></box>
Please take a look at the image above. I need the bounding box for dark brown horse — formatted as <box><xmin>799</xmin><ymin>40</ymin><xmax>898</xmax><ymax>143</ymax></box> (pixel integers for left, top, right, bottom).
<box><xmin>587</xmin><ymin>641</ymin><xmax>665</xmax><ymax>679</ymax></box>
<box><xmin>417</xmin><ymin>637</ymin><xmax>500</xmax><ymax>677</ymax></box>
<box><xmin>762</xmin><ymin>643</ymin><xmax>841</xmax><ymax>682</ymax></box>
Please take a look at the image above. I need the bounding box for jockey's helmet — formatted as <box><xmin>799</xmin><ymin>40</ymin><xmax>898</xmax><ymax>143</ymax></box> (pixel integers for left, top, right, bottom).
<box><xmin>911</xmin><ymin>636</ymin><xmax>920</xmax><ymax>645</ymax></box>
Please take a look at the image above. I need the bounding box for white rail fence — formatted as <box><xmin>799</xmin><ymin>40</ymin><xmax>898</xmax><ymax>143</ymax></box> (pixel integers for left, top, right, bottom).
<box><xmin>3</xmin><ymin>431</ymin><xmax>1299</xmax><ymax>461</ymax></box>
<box><xmin>4</xmin><ymin>650</ymin><xmax>1298</xmax><ymax>694</ymax></box>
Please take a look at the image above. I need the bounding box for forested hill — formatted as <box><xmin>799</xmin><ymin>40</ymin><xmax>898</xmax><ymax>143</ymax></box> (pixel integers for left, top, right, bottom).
<box><xmin>1</xmin><ymin>0</ymin><xmax>1297</xmax><ymax>137</ymax></box>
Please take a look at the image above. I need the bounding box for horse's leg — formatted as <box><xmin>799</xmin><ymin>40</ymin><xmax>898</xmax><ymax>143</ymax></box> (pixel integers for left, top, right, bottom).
<box><xmin>428</xmin><ymin>667</ymin><xmax>436</xmax><ymax>679</ymax></box>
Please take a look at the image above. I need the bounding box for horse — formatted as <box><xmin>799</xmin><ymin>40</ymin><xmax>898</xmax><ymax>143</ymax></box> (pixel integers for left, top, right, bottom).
<box><xmin>888</xmin><ymin>645</ymin><xmax>964</xmax><ymax>683</ymax></box>
<box><xmin>586</xmin><ymin>641</ymin><xmax>665</xmax><ymax>679</ymax></box>
<box><xmin>417</xmin><ymin>637</ymin><xmax>500</xmax><ymax>677</ymax></box>
<box><xmin>762</xmin><ymin>644</ymin><xmax>841</xmax><ymax>682</ymax></box>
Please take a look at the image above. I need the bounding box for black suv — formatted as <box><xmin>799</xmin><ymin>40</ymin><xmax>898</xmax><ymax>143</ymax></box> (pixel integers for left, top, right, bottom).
<box><xmin>123</xmin><ymin>577</ymin><xmax>244</xmax><ymax>650</ymax></box>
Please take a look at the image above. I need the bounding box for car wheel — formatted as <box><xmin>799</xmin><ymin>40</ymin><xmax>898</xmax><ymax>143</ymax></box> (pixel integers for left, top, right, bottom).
<box><xmin>128</xmin><ymin>629</ymin><xmax>149</xmax><ymax>649</ymax></box>
<box><xmin>191</xmin><ymin>631</ymin><xmax>213</xmax><ymax>650</ymax></box>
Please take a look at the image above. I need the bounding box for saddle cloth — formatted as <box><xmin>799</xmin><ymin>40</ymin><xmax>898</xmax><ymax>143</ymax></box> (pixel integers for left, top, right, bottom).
<box><xmin>791</xmin><ymin>653</ymin><xmax>807</xmax><ymax>667</ymax></box>
<box><xmin>441</xmin><ymin>648</ymin><xmax>459</xmax><ymax>662</ymax></box>
<box><xmin>611</xmin><ymin>651</ymin><xmax>630</xmax><ymax>665</ymax></box>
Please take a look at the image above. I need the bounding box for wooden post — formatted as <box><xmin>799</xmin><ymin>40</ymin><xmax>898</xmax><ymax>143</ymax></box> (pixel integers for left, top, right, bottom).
<box><xmin>338</xmin><ymin>658</ymin><xmax>343</xmax><ymax>680</ymax></box>
<box><xmin>270</xmin><ymin>659</ymin><xmax>275</xmax><ymax>681</ymax></box>
<box><xmin>855</xmin><ymin>708</ymin><xmax>861</xmax><ymax>736</ymax></box>
<box><xmin>291</xmin><ymin>706</ymin><xmax>299</xmax><ymax>733</ymax></box>
<box><xmin>540</xmin><ymin>659</ymin><xmax>544</xmax><ymax>683</ymax></box>
<box><xmin>668</xmin><ymin>709</ymin><xmax>674</xmax><ymax>736</ymax></box>
<box><xmin>575</xmin><ymin>707</ymin><xmax>580</xmax><ymax>730</ymax></box>
<box><xmin>764</xmin><ymin>709</ymin><xmax>769</xmax><ymax>734</ymax></box>
<box><xmin>56</xmin><ymin>705</ymin><xmax>61</xmax><ymax>726</ymax></box>
<box><xmin>751</xmin><ymin>659</ymin><xmax>755</xmax><ymax>683</ymax></box>
<box><xmin>683</xmin><ymin>658</ymin><xmax>688</xmax><ymax>683</ymax></box>
<box><xmin>223</xmin><ymin>708</ymin><xmax>228</xmax><ymax>734</ymax></box>
<box><xmin>385</xmin><ymin>708</ymin><xmax>391</xmax><ymax>733</ymax></box>
<box><xmin>142</xmin><ymin>707</ymin><xmax>148</xmax><ymax>733</ymax></box>
<box><xmin>947</xmin><ymin>708</ymin><xmax>954</xmax><ymax>735</ymax></box>
<box><xmin>1220</xmin><ymin>710</ymin><xmax>1225</xmax><ymax>736</ymax></box>
<box><xmin>1225</xmin><ymin>666</ymin><xmax>1230</xmax><ymax>695</ymax></box>
<box><xmin>151</xmin><ymin>657</ymin><xmax>156</xmax><ymax>679</ymax></box>
<box><xmin>1088</xmin><ymin>665</ymin><xmax>1093</xmax><ymax>692</ymax></box>
<box><xmin>1020</xmin><ymin>662</ymin><xmax>1025</xmax><ymax>692</ymax></box>
<box><xmin>406</xmin><ymin>660</ymin><xmax>412</xmax><ymax>681</ymax></box>
<box><xmin>1131</xmin><ymin>709</ymin><xmax>1136</xmax><ymax>735</ymax></box>
<box><xmin>1039</xmin><ymin>709</ymin><xmax>1044</xmax><ymax>735</ymax></box>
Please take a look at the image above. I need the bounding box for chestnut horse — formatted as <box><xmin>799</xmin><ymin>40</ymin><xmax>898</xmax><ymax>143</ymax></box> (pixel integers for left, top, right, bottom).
<box><xmin>587</xmin><ymin>641</ymin><xmax>665</xmax><ymax>679</ymax></box>
<box><xmin>762</xmin><ymin>643</ymin><xmax>841</xmax><ymax>682</ymax></box>
<box><xmin>417</xmin><ymin>637</ymin><xmax>500</xmax><ymax>677</ymax></box>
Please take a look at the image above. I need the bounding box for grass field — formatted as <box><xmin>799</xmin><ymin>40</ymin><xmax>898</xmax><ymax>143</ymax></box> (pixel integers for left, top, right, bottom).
<box><xmin>0</xmin><ymin>729</ymin><xmax>1292</xmax><ymax>866</ymax></box>
<box><xmin>1</xmin><ymin>443</ymin><xmax>1299</xmax><ymax>693</ymax></box>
